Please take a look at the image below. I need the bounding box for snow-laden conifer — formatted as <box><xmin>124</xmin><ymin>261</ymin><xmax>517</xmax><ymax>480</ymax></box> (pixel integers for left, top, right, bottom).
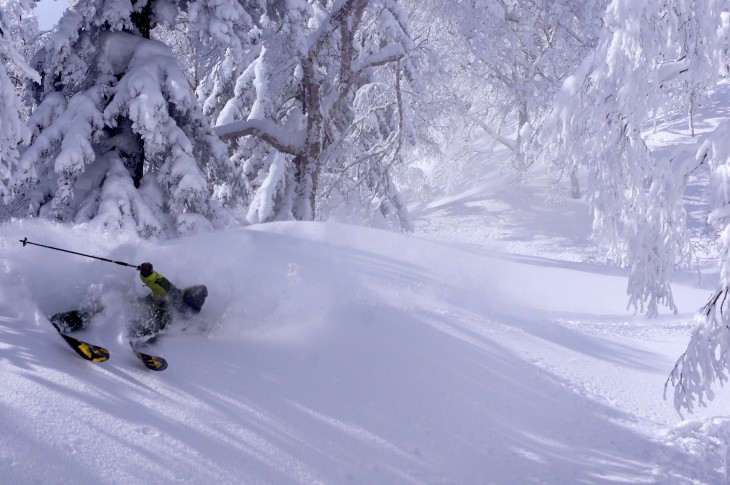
<box><xmin>9</xmin><ymin>0</ymin><xmax>235</xmax><ymax>237</ymax></box>
<box><xmin>187</xmin><ymin>0</ymin><xmax>261</xmax><ymax>125</ymax></box>
<box><xmin>0</xmin><ymin>1</ymin><xmax>39</xmax><ymax>205</ymax></box>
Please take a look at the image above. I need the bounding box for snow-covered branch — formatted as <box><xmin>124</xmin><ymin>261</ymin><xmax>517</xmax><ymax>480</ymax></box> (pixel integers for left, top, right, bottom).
<box><xmin>352</xmin><ymin>43</ymin><xmax>405</xmax><ymax>72</ymax></box>
<box><xmin>665</xmin><ymin>119</ymin><xmax>730</xmax><ymax>413</ymax></box>
<box><xmin>214</xmin><ymin>119</ymin><xmax>305</xmax><ymax>154</ymax></box>
<box><xmin>209</xmin><ymin>0</ymin><xmax>416</xmax><ymax>229</ymax></box>
<box><xmin>666</xmin><ymin>290</ymin><xmax>730</xmax><ymax>416</ymax></box>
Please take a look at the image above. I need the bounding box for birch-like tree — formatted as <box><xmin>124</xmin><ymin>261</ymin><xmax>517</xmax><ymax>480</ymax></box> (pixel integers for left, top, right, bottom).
<box><xmin>406</xmin><ymin>0</ymin><xmax>600</xmax><ymax>185</ymax></box>
<box><xmin>533</xmin><ymin>0</ymin><xmax>730</xmax><ymax>413</ymax></box>
<box><xmin>666</xmin><ymin>121</ymin><xmax>730</xmax><ymax>415</ymax></box>
<box><xmin>1</xmin><ymin>0</ymin><xmax>39</xmax><ymax>63</ymax></box>
<box><xmin>395</xmin><ymin>0</ymin><xmax>605</xmax><ymax>195</ymax></box>
<box><xmin>540</xmin><ymin>0</ymin><xmax>724</xmax><ymax>318</ymax></box>
<box><xmin>214</xmin><ymin>0</ymin><xmax>418</xmax><ymax>230</ymax></box>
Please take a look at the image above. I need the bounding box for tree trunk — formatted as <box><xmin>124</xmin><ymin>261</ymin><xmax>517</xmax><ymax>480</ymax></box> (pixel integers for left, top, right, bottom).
<box><xmin>131</xmin><ymin>0</ymin><xmax>152</xmax><ymax>39</ymax></box>
<box><xmin>298</xmin><ymin>58</ymin><xmax>323</xmax><ymax>221</ymax></box>
<box><xmin>128</xmin><ymin>1</ymin><xmax>151</xmax><ymax>188</ymax></box>
<box><xmin>570</xmin><ymin>169</ymin><xmax>581</xmax><ymax>199</ymax></box>
<box><xmin>514</xmin><ymin>102</ymin><xmax>529</xmax><ymax>174</ymax></box>
<box><xmin>688</xmin><ymin>91</ymin><xmax>695</xmax><ymax>137</ymax></box>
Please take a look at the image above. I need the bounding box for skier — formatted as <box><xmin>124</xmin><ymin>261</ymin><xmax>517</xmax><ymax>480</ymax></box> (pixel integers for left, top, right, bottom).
<box><xmin>50</xmin><ymin>262</ymin><xmax>207</xmax><ymax>339</ymax></box>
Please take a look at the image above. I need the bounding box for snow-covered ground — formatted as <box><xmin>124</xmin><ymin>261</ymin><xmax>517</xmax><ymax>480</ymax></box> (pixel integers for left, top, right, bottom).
<box><xmin>4</xmin><ymin>96</ymin><xmax>730</xmax><ymax>484</ymax></box>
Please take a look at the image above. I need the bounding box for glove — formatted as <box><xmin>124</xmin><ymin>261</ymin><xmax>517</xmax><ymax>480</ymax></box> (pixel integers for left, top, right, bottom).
<box><xmin>139</xmin><ymin>262</ymin><xmax>153</xmax><ymax>277</ymax></box>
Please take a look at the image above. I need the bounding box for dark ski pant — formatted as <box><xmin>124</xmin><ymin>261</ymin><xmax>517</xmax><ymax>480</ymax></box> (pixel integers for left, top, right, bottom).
<box><xmin>129</xmin><ymin>296</ymin><xmax>173</xmax><ymax>338</ymax></box>
<box><xmin>50</xmin><ymin>300</ymin><xmax>171</xmax><ymax>339</ymax></box>
<box><xmin>50</xmin><ymin>285</ymin><xmax>205</xmax><ymax>338</ymax></box>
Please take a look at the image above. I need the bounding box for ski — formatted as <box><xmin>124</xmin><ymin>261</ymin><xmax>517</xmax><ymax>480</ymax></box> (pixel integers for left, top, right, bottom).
<box><xmin>130</xmin><ymin>341</ymin><xmax>168</xmax><ymax>371</ymax></box>
<box><xmin>50</xmin><ymin>321</ymin><xmax>110</xmax><ymax>363</ymax></box>
<box><xmin>50</xmin><ymin>317</ymin><xmax>166</xmax><ymax>370</ymax></box>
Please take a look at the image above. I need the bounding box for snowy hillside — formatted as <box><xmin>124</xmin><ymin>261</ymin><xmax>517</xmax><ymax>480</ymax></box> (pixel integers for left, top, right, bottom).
<box><xmin>7</xmin><ymin>79</ymin><xmax>730</xmax><ymax>484</ymax></box>
<box><xmin>1</xmin><ymin>208</ymin><xmax>730</xmax><ymax>484</ymax></box>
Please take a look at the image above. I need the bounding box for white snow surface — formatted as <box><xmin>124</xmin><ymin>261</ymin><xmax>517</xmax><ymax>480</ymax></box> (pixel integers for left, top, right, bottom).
<box><xmin>5</xmin><ymin>97</ymin><xmax>730</xmax><ymax>484</ymax></box>
<box><xmin>2</xmin><ymin>213</ymin><xmax>729</xmax><ymax>484</ymax></box>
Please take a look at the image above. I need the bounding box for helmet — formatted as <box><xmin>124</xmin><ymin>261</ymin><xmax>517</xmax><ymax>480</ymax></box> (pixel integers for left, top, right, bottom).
<box><xmin>139</xmin><ymin>262</ymin><xmax>153</xmax><ymax>277</ymax></box>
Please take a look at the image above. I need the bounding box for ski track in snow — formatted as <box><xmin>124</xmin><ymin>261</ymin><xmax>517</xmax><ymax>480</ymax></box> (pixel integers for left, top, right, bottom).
<box><xmin>4</xmin><ymin>91</ymin><xmax>730</xmax><ymax>485</ymax></box>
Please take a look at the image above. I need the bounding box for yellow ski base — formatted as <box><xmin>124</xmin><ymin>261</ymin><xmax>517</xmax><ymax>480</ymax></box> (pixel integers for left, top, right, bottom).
<box><xmin>58</xmin><ymin>332</ymin><xmax>110</xmax><ymax>362</ymax></box>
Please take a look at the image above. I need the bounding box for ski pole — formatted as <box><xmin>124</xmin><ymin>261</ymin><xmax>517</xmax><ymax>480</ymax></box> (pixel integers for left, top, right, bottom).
<box><xmin>19</xmin><ymin>237</ymin><xmax>140</xmax><ymax>269</ymax></box>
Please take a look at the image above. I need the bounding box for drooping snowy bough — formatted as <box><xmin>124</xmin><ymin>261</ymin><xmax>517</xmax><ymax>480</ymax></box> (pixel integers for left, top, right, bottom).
<box><xmin>666</xmin><ymin>122</ymin><xmax>730</xmax><ymax>415</ymax></box>
<box><xmin>541</xmin><ymin>0</ymin><xmax>724</xmax><ymax>319</ymax></box>
<box><xmin>534</xmin><ymin>0</ymin><xmax>730</xmax><ymax>413</ymax></box>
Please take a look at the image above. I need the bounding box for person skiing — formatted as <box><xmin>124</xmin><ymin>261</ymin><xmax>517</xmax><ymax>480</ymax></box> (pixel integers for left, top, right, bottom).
<box><xmin>21</xmin><ymin>238</ymin><xmax>206</xmax><ymax>346</ymax></box>
<box><xmin>50</xmin><ymin>261</ymin><xmax>207</xmax><ymax>339</ymax></box>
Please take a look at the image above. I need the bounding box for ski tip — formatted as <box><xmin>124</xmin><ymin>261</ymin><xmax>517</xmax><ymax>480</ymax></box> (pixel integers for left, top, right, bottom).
<box><xmin>60</xmin><ymin>333</ymin><xmax>110</xmax><ymax>362</ymax></box>
<box><xmin>89</xmin><ymin>351</ymin><xmax>110</xmax><ymax>363</ymax></box>
<box><xmin>134</xmin><ymin>351</ymin><xmax>168</xmax><ymax>371</ymax></box>
<box><xmin>130</xmin><ymin>341</ymin><xmax>168</xmax><ymax>371</ymax></box>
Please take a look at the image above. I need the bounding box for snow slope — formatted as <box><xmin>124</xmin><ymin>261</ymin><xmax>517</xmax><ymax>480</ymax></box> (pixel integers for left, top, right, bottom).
<box><xmin>1</xmin><ymin>214</ymin><xmax>729</xmax><ymax>484</ymax></box>
<box><xmin>5</xmin><ymin>85</ymin><xmax>730</xmax><ymax>485</ymax></box>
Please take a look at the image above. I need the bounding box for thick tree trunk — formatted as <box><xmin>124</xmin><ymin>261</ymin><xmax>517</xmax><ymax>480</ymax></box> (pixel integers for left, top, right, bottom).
<box><xmin>131</xmin><ymin>0</ymin><xmax>152</xmax><ymax>39</ymax></box>
<box><xmin>293</xmin><ymin>0</ymin><xmax>368</xmax><ymax>221</ymax></box>
<box><xmin>128</xmin><ymin>0</ymin><xmax>151</xmax><ymax>187</ymax></box>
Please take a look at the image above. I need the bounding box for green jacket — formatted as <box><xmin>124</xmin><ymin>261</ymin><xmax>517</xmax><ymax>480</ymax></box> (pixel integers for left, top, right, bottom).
<box><xmin>140</xmin><ymin>271</ymin><xmax>178</xmax><ymax>303</ymax></box>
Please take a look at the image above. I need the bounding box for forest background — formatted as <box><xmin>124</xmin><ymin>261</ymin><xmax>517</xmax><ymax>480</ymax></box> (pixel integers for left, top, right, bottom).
<box><xmin>2</xmin><ymin>0</ymin><xmax>730</xmax><ymax>414</ymax></box>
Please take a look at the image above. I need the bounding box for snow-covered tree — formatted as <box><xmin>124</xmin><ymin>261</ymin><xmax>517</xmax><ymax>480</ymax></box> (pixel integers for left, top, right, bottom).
<box><xmin>214</xmin><ymin>0</ymin><xmax>418</xmax><ymax>230</ymax></box>
<box><xmin>666</xmin><ymin>121</ymin><xmax>730</xmax><ymax>414</ymax></box>
<box><xmin>7</xmin><ymin>0</ymin><xmax>237</xmax><ymax>237</ymax></box>
<box><xmin>389</xmin><ymin>0</ymin><xmax>605</xmax><ymax>197</ymax></box>
<box><xmin>0</xmin><ymin>1</ymin><xmax>39</xmax><ymax>205</ymax></box>
<box><xmin>540</xmin><ymin>0</ymin><xmax>725</xmax><ymax>318</ymax></box>
<box><xmin>532</xmin><ymin>0</ymin><xmax>730</xmax><ymax>414</ymax></box>
<box><xmin>180</xmin><ymin>0</ymin><xmax>263</xmax><ymax>125</ymax></box>
<box><xmin>1</xmin><ymin>0</ymin><xmax>40</xmax><ymax>62</ymax></box>
<box><xmin>456</xmin><ymin>0</ymin><xmax>605</xmax><ymax>177</ymax></box>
